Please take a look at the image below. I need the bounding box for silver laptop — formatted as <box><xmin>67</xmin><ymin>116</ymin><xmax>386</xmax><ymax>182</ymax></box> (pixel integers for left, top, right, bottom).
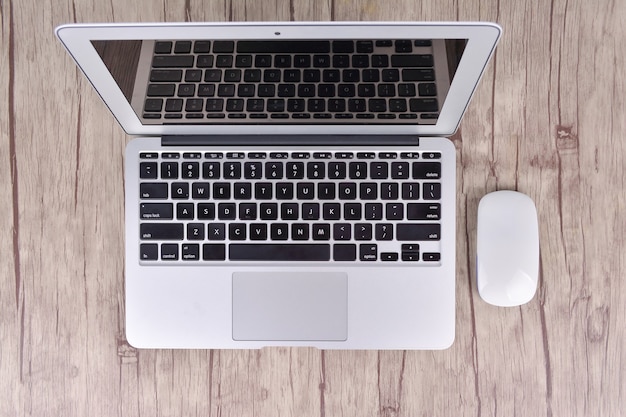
<box><xmin>56</xmin><ymin>22</ymin><xmax>500</xmax><ymax>349</ymax></box>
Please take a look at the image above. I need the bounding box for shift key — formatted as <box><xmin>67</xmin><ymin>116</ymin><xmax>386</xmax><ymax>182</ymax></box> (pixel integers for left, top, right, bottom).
<box><xmin>140</xmin><ymin>223</ymin><xmax>184</xmax><ymax>240</ymax></box>
<box><xmin>396</xmin><ymin>223</ymin><xmax>440</xmax><ymax>241</ymax></box>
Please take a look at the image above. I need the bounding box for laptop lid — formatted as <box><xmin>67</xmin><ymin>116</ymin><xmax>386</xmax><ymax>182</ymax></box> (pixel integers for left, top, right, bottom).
<box><xmin>55</xmin><ymin>21</ymin><xmax>501</xmax><ymax>138</ymax></box>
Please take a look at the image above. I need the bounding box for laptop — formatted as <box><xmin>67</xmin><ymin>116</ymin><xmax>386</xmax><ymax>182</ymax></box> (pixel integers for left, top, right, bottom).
<box><xmin>55</xmin><ymin>22</ymin><xmax>500</xmax><ymax>349</ymax></box>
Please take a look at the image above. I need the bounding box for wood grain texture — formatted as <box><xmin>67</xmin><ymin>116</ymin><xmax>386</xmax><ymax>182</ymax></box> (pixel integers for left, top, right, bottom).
<box><xmin>1</xmin><ymin>0</ymin><xmax>624</xmax><ymax>415</ymax></box>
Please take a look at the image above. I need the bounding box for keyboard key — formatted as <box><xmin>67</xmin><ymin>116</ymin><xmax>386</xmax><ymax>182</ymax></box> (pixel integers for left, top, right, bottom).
<box><xmin>407</xmin><ymin>203</ymin><xmax>441</xmax><ymax>220</ymax></box>
<box><xmin>352</xmin><ymin>55</ymin><xmax>369</xmax><ymax>68</ymax></box>
<box><xmin>140</xmin><ymin>244</ymin><xmax>158</xmax><ymax>260</ymax></box>
<box><xmin>333</xmin><ymin>223</ymin><xmax>351</xmax><ymax>240</ymax></box>
<box><xmin>381</xmin><ymin>252</ymin><xmax>398</xmax><ymax>261</ymax></box>
<box><xmin>218</xmin><ymin>203</ymin><xmax>236</xmax><ymax>220</ymax></box>
<box><xmin>150</xmin><ymin>69</ymin><xmax>182</xmax><ymax>82</ymax></box>
<box><xmin>356</xmin><ymin>41</ymin><xmax>373</xmax><ymax>53</ymax></box>
<box><xmin>360</xmin><ymin>183</ymin><xmax>377</xmax><ymax>200</ymax></box>
<box><xmin>203</xmin><ymin>244</ymin><xmax>226</xmax><ymax>260</ymax></box>
<box><xmin>161</xmin><ymin>244</ymin><xmax>179</xmax><ymax>260</ymax></box>
<box><xmin>349</xmin><ymin>162</ymin><xmax>367</xmax><ymax>179</ymax></box>
<box><xmin>249</xmin><ymin>224</ymin><xmax>268</xmax><ymax>240</ymax></box>
<box><xmin>413</xmin><ymin>162</ymin><xmax>441</xmax><ymax>179</ymax></box>
<box><xmin>365</xmin><ymin>203</ymin><xmax>383</xmax><ymax>220</ymax></box>
<box><xmin>375</xmin><ymin>223</ymin><xmax>393</xmax><ymax>240</ymax></box>
<box><xmin>255</xmin><ymin>183</ymin><xmax>273</xmax><ymax>199</ymax></box>
<box><xmin>423</xmin><ymin>252</ymin><xmax>441</xmax><ymax>261</ymax></box>
<box><xmin>176</xmin><ymin>203</ymin><xmax>194</xmax><ymax>219</ymax></box>
<box><xmin>182</xmin><ymin>244</ymin><xmax>200</xmax><ymax>260</ymax></box>
<box><xmin>193</xmin><ymin>40</ymin><xmax>211</xmax><ymax>53</ymax></box>
<box><xmin>216</xmin><ymin>56</ymin><xmax>233</xmax><ymax>68</ymax></box>
<box><xmin>401</xmin><ymin>183</ymin><xmax>420</xmax><ymax>200</ymax></box>
<box><xmin>213</xmin><ymin>183</ymin><xmax>231</xmax><ymax>199</ymax></box>
<box><xmin>402</xmin><ymin>251</ymin><xmax>420</xmax><ymax>262</ymax></box>
<box><xmin>396</xmin><ymin>223</ymin><xmax>440</xmax><ymax>241</ymax></box>
<box><xmin>260</xmin><ymin>203</ymin><xmax>278</xmax><ymax>220</ymax></box>
<box><xmin>270</xmin><ymin>224</ymin><xmax>289</xmax><ymax>240</ymax></box>
<box><xmin>213</xmin><ymin>41</ymin><xmax>234</xmax><ymax>53</ymax></box>
<box><xmin>235</xmin><ymin>55</ymin><xmax>253</xmax><ymax>68</ymax></box>
<box><xmin>238</xmin><ymin>41</ymin><xmax>330</xmax><ymax>53</ymax></box>
<box><xmin>312</xmin><ymin>224</ymin><xmax>331</xmax><ymax>241</ymax></box>
<box><xmin>410</xmin><ymin>98</ymin><xmax>439</xmax><ymax>112</ymax></box>
<box><xmin>344</xmin><ymin>203</ymin><xmax>361</xmax><ymax>220</ymax></box>
<box><xmin>229</xmin><ymin>223</ymin><xmax>246</xmax><ymax>240</ymax></box>
<box><xmin>422</xmin><ymin>152</ymin><xmax>442</xmax><ymax>159</ymax></box>
<box><xmin>198</xmin><ymin>203</ymin><xmax>215</xmax><ymax>219</ymax></box>
<box><xmin>359</xmin><ymin>244</ymin><xmax>377</xmax><ymax>261</ymax></box>
<box><xmin>334</xmin><ymin>244</ymin><xmax>356</xmax><ymax>261</ymax></box>
<box><xmin>187</xmin><ymin>223</ymin><xmax>205</xmax><ymax>240</ymax></box>
<box><xmin>276</xmin><ymin>182</ymin><xmax>294</xmax><ymax>199</ymax></box>
<box><xmin>208</xmin><ymin>223</ymin><xmax>226</xmax><ymax>240</ymax></box>
<box><xmin>140</xmin><ymin>203</ymin><xmax>173</xmax><ymax>220</ymax></box>
<box><xmin>402</xmin><ymin>69</ymin><xmax>435</xmax><ymax>81</ymax></box>
<box><xmin>302</xmin><ymin>203</ymin><xmax>320</xmax><ymax>220</ymax></box>
<box><xmin>281</xmin><ymin>203</ymin><xmax>299</xmax><ymax>220</ymax></box>
<box><xmin>381</xmin><ymin>182</ymin><xmax>399</xmax><ymax>199</ymax></box>
<box><xmin>147</xmin><ymin>84</ymin><xmax>175</xmax><ymax>97</ymax></box>
<box><xmin>140</xmin><ymin>223</ymin><xmax>184</xmax><ymax>240</ymax></box>
<box><xmin>418</xmin><ymin>83</ymin><xmax>437</xmax><ymax>96</ymax></box>
<box><xmin>297</xmin><ymin>182</ymin><xmax>315</xmax><ymax>200</ymax></box>
<box><xmin>395</xmin><ymin>40</ymin><xmax>413</xmax><ymax>53</ymax></box>
<box><xmin>385</xmin><ymin>203</ymin><xmax>404</xmax><ymax>220</ymax></box>
<box><xmin>140</xmin><ymin>162</ymin><xmax>157</xmax><ymax>179</ymax></box>
<box><xmin>265</xmin><ymin>162</ymin><xmax>283</xmax><ymax>179</ymax></box>
<box><xmin>144</xmin><ymin>99</ymin><xmax>163</xmax><ymax>112</ymax></box>
<box><xmin>322</xmin><ymin>203</ymin><xmax>340</xmax><ymax>220</ymax></box>
<box><xmin>233</xmin><ymin>183</ymin><xmax>251</xmax><ymax>200</ymax></box>
<box><xmin>423</xmin><ymin>183</ymin><xmax>441</xmax><ymax>200</ymax></box>
<box><xmin>317</xmin><ymin>183</ymin><xmax>336</xmax><ymax>200</ymax></box>
<box><xmin>286</xmin><ymin>162</ymin><xmax>304</xmax><ymax>179</ymax></box>
<box><xmin>171</xmin><ymin>183</ymin><xmax>189</xmax><ymax>199</ymax></box>
<box><xmin>152</xmin><ymin>55</ymin><xmax>194</xmax><ymax>68</ymax></box>
<box><xmin>238</xmin><ymin>203</ymin><xmax>256</xmax><ymax>220</ymax></box>
<box><xmin>291</xmin><ymin>223</ymin><xmax>309</xmax><ymax>240</ymax></box>
<box><xmin>140</xmin><ymin>183</ymin><xmax>168</xmax><ymax>199</ymax></box>
<box><xmin>355</xmin><ymin>224</ymin><xmax>373</xmax><ymax>240</ymax></box>
<box><xmin>391</xmin><ymin>54</ymin><xmax>433</xmax><ymax>67</ymax></box>
<box><xmin>154</xmin><ymin>41</ymin><xmax>172</xmax><ymax>54</ymax></box>
<box><xmin>338</xmin><ymin>183</ymin><xmax>357</xmax><ymax>200</ymax></box>
<box><xmin>196</xmin><ymin>55</ymin><xmax>214</xmax><ymax>68</ymax></box>
<box><xmin>229</xmin><ymin>244</ymin><xmax>330</xmax><ymax>261</ymax></box>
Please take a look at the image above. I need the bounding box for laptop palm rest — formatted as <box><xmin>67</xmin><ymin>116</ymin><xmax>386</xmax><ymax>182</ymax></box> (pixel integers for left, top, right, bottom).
<box><xmin>232</xmin><ymin>272</ymin><xmax>348</xmax><ymax>341</ymax></box>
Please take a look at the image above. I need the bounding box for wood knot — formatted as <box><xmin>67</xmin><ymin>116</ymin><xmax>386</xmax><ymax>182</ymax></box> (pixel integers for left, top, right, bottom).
<box><xmin>586</xmin><ymin>306</ymin><xmax>609</xmax><ymax>343</ymax></box>
<box><xmin>555</xmin><ymin>125</ymin><xmax>579</xmax><ymax>151</ymax></box>
<box><xmin>117</xmin><ymin>336</ymin><xmax>138</xmax><ymax>364</ymax></box>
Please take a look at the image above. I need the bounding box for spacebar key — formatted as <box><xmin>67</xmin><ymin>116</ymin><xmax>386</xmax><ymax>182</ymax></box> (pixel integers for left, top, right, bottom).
<box><xmin>229</xmin><ymin>244</ymin><xmax>330</xmax><ymax>261</ymax></box>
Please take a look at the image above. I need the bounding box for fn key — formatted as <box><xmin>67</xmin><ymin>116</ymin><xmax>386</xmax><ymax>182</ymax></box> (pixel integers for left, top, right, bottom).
<box><xmin>140</xmin><ymin>244</ymin><xmax>158</xmax><ymax>260</ymax></box>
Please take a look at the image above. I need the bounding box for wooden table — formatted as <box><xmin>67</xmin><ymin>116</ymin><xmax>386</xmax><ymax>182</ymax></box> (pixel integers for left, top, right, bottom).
<box><xmin>2</xmin><ymin>0</ymin><xmax>624</xmax><ymax>415</ymax></box>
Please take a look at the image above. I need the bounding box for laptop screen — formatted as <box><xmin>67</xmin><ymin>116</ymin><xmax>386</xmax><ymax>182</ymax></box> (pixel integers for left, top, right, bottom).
<box><xmin>56</xmin><ymin>23</ymin><xmax>501</xmax><ymax>136</ymax></box>
<box><xmin>91</xmin><ymin>38</ymin><xmax>467</xmax><ymax>127</ymax></box>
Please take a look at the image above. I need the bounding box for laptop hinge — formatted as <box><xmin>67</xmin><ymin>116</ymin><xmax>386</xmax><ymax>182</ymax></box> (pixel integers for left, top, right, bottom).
<box><xmin>161</xmin><ymin>134</ymin><xmax>420</xmax><ymax>147</ymax></box>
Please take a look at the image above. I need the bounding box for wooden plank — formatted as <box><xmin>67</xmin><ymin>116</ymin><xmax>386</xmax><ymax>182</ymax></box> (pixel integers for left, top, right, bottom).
<box><xmin>1</xmin><ymin>0</ymin><xmax>624</xmax><ymax>415</ymax></box>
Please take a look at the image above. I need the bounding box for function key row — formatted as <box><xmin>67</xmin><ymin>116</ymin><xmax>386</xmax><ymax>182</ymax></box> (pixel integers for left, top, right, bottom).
<box><xmin>139</xmin><ymin>151</ymin><xmax>441</xmax><ymax>160</ymax></box>
<box><xmin>154</xmin><ymin>40</ymin><xmax>434</xmax><ymax>56</ymax></box>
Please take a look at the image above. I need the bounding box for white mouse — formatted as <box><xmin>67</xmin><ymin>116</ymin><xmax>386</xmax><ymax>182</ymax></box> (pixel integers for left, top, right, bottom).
<box><xmin>476</xmin><ymin>190</ymin><xmax>539</xmax><ymax>307</ymax></box>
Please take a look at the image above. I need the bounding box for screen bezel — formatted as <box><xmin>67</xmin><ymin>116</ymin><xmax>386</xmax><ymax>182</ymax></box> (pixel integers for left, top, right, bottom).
<box><xmin>55</xmin><ymin>21</ymin><xmax>501</xmax><ymax>137</ymax></box>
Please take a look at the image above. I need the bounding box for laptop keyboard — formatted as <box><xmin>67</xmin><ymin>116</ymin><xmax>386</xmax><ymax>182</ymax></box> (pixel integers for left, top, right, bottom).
<box><xmin>142</xmin><ymin>39</ymin><xmax>440</xmax><ymax>123</ymax></box>
<box><xmin>138</xmin><ymin>150</ymin><xmax>443</xmax><ymax>263</ymax></box>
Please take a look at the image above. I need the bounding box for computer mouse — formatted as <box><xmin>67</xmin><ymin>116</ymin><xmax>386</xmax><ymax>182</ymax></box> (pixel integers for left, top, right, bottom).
<box><xmin>476</xmin><ymin>190</ymin><xmax>539</xmax><ymax>307</ymax></box>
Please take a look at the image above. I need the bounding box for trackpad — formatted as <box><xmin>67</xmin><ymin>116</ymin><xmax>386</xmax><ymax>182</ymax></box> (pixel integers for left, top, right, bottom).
<box><xmin>232</xmin><ymin>272</ymin><xmax>348</xmax><ymax>341</ymax></box>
